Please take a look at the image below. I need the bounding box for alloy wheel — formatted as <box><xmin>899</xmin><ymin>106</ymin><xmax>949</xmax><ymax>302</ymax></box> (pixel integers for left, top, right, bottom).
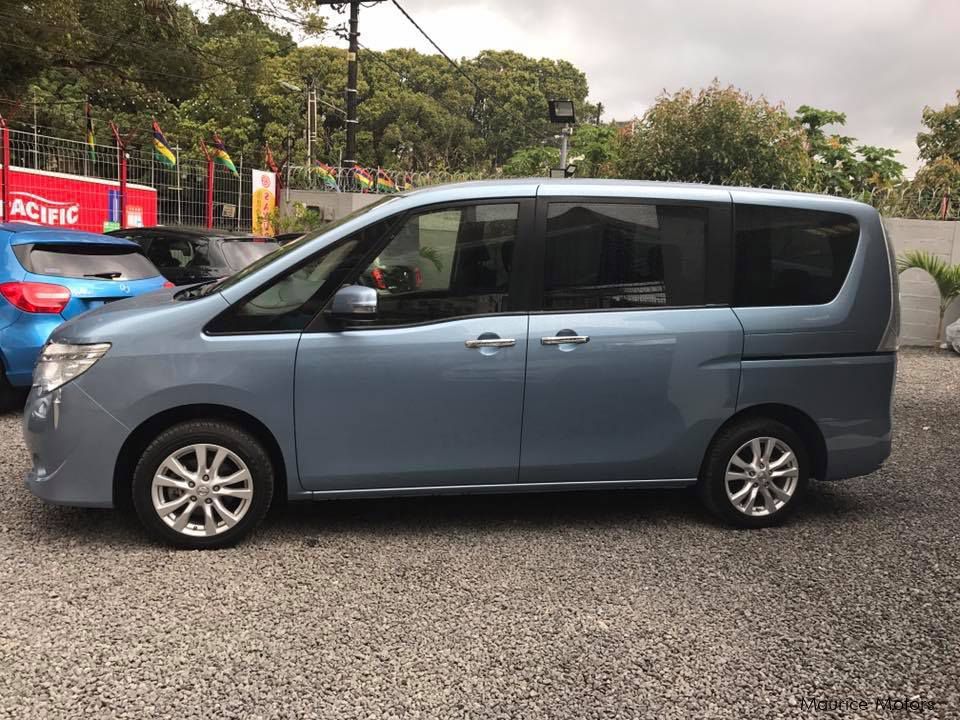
<box><xmin>724</xmin><ymin>436</ymin><xmax>799</xmax><ymax>517</ymax></box>
<box><xmin>151</xmin><ymin>443</ymin><xmax>254</xmax><ymax>537</ymax></box>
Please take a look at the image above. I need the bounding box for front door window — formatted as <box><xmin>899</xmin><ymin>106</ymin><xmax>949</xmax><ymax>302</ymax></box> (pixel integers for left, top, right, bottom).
<box><xmin>352</xmin><ymin>203</ymin><xmax>520</xmax><ymax>326</ymax></box>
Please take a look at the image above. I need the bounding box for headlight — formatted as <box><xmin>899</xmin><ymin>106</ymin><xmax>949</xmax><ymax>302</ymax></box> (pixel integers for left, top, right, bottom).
<box><xmin>33</xmin><ymin>342</ymin><xmax>111</xmax><ymax>394</ymax></box>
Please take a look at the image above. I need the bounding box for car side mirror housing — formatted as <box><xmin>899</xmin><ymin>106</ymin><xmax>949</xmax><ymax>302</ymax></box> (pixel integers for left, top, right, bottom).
<box><xmin>327</xmin><ymin>284</ymin><xmax>378</xmax><ymax>320</ymax></box>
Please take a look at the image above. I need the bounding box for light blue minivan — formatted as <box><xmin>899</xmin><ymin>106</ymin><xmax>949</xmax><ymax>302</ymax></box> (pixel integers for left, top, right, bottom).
<box><xmin>22</xmin><ymin>180</ymin><xmax>899</xmax><ymax>548</ymax></box>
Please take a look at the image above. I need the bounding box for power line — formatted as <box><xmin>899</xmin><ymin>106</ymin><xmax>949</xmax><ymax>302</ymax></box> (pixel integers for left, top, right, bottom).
<box><xmin>386</xmin><ymin>1</ymin><xmax>545</xmax><ymax>140</ymax></box>
<box><xmin>350</xmin><ymin>41</ymin><xmax>468</xmax><ymax>120</ymax></box>
<box><xmin>389</xmin><ymin>0</ymin><xmax>484</xmax><ymax>97</ymax></box>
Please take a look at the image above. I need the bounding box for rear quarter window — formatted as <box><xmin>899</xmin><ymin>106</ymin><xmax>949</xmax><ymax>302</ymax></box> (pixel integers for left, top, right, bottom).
<box><xmin>15</xmin><ymin>243</ymin><xmax>159</xmax><ymax>280</ymax></box>
<box><xmin>734</xmin><ymin>205</ymin><xmax>859</xmax><ymax>307</ymax></box>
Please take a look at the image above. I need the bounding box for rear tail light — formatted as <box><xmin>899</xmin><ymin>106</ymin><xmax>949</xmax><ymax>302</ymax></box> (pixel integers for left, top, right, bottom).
<box><xmin>162</xmin><ymin>281</ymin><xmax>175</xmax><ymax>288</ymax></box>
<box><xmin>414</xmin><ymin>267</ymin><xmax>423</xmax><ymax>288</ymax></box>
<box><xmin>878</xmin><ymin>220</ymin><xmax>900</xmax><ymax>352</ymax></box>
<box><xmin>370</xmin><ymin>267</ymin><xmax>387</xmax><ymax>290</ymax></box>
<box><xmin>0</xmin><ymin>281</ymin><xmax>71</xmax><ymax>314</ymax></box>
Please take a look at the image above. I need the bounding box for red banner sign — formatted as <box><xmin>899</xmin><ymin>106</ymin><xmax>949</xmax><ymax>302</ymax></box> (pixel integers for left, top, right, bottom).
<box><xmin>0</xmin><ymin>167</ymin><xmax>157</xmax><ymax>233</ymax></box>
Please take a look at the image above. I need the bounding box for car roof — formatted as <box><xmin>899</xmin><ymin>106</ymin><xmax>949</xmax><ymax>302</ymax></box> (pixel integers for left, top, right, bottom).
<box><xmin>111</xmin><ymin>226</ymin><xmax>266</xmax><ymax>241</ymax></box>
<box><xmin>0</xmin><ymin>223</ymin><xmax>139</xmax><ymax>247</ymax></box>
<box><xmin>394</xmin><ymin>178</ymin><xmax>874</xmax><ymax>214</ymax></box>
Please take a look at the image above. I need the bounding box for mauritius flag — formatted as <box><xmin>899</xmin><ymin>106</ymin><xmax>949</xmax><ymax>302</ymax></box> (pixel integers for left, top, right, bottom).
<box><xmin>354</xmin><ymin>167</ymin><xmax>374</xmax><ymax>191</ymax></box>
<box><xmin>376</xmin><ymin>170</ymin><xmax>397</xmax><ymax>193</ymax></box>
<box><xmin>152</xmin><ymin>120</ymin><xmax>176</xmax><ymax>167</ymax></box>
<box><xmin>315</xmin><ymin>162</ymin><xmax>338</xmax><ymax>189</ymax></box>
<box><xmin>211</xmin><ymin>134</ymin><xmax>239</xmax><ymax>176</ymax></box>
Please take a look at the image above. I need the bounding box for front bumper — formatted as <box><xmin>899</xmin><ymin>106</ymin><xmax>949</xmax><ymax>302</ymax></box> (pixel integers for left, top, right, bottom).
<box><xmin>22</xmin><ymin>381</ymin><xmax>129</xmax><ymax>508</ymax></box>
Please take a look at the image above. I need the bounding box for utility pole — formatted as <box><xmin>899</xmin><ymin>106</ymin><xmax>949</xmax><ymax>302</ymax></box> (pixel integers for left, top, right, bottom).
<box><xmin>559</xmin><ymin>126</ymin><xmax>571</xmax><ymax>170</ymax></box>
<box><xmin>316</xmin><ymin>0</ymin><xmax>384</xmax><ymax>168</ymax></box>
<box><xmin>307</xmin><ymin>85</ymin><xmax>316</xmax><ymax>166</ymax></box>
<box><xmin>345</xmin><ymin>0</ymin><xmax>359</xmax><ymax>168</ymax></box>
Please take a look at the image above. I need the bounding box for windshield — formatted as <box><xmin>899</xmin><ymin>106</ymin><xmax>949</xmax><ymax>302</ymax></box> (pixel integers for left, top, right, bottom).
<box><xmin>220</xmin><ymin>239</ymin><xmax>280</xmax><ymax>270</ymax></box>
<box><xmin>212</xmin><ymin>195</ymin><xmax>402</xmax><ymax>295</ymax></box>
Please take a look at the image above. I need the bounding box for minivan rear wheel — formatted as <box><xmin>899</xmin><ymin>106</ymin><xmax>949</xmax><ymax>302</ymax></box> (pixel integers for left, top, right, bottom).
<box><xmin>699</xmin><ymin>418</ymin><xmax>809</xmax><ymax>528</ymax></box>
<box><xmin>132</xmin><ymin>420</ymin><xmax>274</xmax><ymax>549</ymax></box>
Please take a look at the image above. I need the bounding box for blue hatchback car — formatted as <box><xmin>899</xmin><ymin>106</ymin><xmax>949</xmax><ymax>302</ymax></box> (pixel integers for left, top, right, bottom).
<box><xmin>0</xmin><ymin>223</ymin><xmax>168</xmax><ymax>407</ymax></box>
<box><xmin>21</xmin><ymin>181</ymin><xmax>899</xmax><ymax>549</ymax></box>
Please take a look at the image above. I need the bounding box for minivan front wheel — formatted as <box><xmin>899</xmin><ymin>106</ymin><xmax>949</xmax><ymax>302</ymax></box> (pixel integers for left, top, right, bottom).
<box><xmin>699</xmin><ymin>419</ymin><xmax>809</xmax><ymax>528</ymax></box>
<box><xmin>132</xmin><ymin>420</ymin><xmax>274</xmax><ymax>548</ymax></box>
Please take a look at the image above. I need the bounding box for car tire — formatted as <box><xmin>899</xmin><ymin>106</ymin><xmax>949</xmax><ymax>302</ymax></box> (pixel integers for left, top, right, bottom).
<box><xmin>698</xmin><ymin>418</ymin><xmax>809</xmax><ymax>528</ymax></box>
<box><xmin>132</xmin><ymin>420</ymin><xmax>274</xmax><ymax>549</ymax></box>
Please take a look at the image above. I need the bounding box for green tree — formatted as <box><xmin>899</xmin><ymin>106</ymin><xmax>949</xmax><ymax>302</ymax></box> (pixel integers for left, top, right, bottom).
<box><xmin>795</xmin><ymin>105</ymin><xmax>904</xmax><ymax>195</ymax></box>
<box><xmin>917</xmin><ymin>91</ymin><xmax>960</xmax><ymax>164</ymax></box>
<box><xmin>502</xmin><ymin>145</ymin><xmax>559</xmax><ymax>177</ymax></box>
<box><xmin>570</xmin><ymin>124</ymin><xmax>618</xmax><ymax>177</ymax></box>
<box><xmin>897</xmin><ymin>251</ymin><xmax>960</xmax><ymax>345</ymax></box>
<box><xmin>616</xmin><ymin>83</ymin><xmax>812</xmax><ymax>187</ymax></box>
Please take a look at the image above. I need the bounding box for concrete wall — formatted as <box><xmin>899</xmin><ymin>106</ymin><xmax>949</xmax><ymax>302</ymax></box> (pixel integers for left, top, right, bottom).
<box><xmin>885</xmin><ymin>218</ymin><xmax>960</xmax><ymax>346</ymax></box>
<box><xmin>280</xmin><ymin>189</ymin><xmax>381</xmax><ymax>223</ymax></box>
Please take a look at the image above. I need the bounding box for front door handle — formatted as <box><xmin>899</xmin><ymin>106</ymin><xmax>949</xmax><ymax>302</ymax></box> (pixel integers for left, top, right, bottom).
<box><xmin>541</xmin><ymin>335</ymin><xmax>589</xmax><ymax>346</ymax></box>
<box><xmin>465</xmin><ymin>338</ymin><xmax>516</xmax><ymax>349</ymax></box>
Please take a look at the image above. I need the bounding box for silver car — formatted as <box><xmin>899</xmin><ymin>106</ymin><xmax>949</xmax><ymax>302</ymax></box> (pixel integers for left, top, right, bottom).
<box><xmin>23</xmin><ymin>180</ymin><xmax>899</xmax><ymax>548</ymax></box>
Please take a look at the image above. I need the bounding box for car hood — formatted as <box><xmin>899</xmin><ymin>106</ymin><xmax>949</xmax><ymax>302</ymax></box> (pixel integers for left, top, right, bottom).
<box><xmin>52</xmin><ymin>287</ymin><xmax>229</xmax><ymax>344</ymax></box>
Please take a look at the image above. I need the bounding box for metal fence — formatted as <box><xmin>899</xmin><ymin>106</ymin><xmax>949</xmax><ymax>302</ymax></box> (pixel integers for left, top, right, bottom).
<box><xmin>3</xmin><ymin>125</ymin><xmax>959</xmax><ymax>224</ymax></box>
<box><xmin>4</xmin><ymin>128</ymin><xmax>251</xmax><ymax>230</ymax></box>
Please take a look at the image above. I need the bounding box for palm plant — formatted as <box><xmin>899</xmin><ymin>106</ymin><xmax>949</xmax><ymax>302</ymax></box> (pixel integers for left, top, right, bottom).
<box><xmin>897</xmin><ymin>250</ymin><xmax>960</xmax><ymax>345</ymax></box>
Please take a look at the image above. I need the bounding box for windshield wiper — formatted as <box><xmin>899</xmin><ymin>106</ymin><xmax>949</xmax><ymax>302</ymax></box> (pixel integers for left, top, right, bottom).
<box><xmin>84</xmin><ymin>272</ymin><xmax>123</xmax><ymax>279</ymax></box>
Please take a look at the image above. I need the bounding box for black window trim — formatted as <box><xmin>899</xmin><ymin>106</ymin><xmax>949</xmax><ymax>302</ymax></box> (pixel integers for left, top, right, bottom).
<box><xmin>528</xmin><ymin>195</ymin><xmax>732</xmax><ymax>315</ymax></box>
<box><xmin>305</xmin><ymin>196</ymin><xmax>538</xmax><ymax>333</ymax></box>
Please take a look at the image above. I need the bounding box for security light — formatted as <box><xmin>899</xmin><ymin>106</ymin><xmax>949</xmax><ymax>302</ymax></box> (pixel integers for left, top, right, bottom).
<box><xmin>548</xmin><ymin>99</ymin><xmax>576</xmax><ymax>124</ymax></box>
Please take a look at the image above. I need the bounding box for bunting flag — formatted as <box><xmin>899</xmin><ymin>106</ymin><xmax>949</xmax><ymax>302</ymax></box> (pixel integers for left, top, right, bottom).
<box><xmin>264</xmin><ymin>143</ymin><xmax>282</xmax><ymax>189</ymax></box>
<box><xmin>84</xmin><ymin>103</ymin><xmax>96</xmax><ymax>160</ymax></box>
<box><xmin>210</xmin><ymin>134</ymin><xmax>238</xmax><ymax>176</ymax></box>
<box><xmin>151</xmin><ymin>120</ymin><xmax>176</xmax><ymax>167</ymax></box>
<box><xmin>376</xmin><ymin>170</ymin><xmax>397</xmax><ymax>193</ymax></box>
<box><xmin>354</xmin><ymin>167</ymin><xmax>374</xmax><ymax>191</ymax></box>
<box><xmin>315</xmin><ymin>162</ymin><xmax>338</xmax><ymax>189</ymax></box>
<box><xmin>400</xmin><ymin>173</ymin><xmax>413</xmax><ymax>191</ymax></box>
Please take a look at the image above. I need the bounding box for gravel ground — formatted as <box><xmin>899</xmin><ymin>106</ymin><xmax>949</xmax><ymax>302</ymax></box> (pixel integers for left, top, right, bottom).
<box><xmin>0</xmin><ymin>347</ymin><xmax>958</xmax><ymax>720</ymax></box>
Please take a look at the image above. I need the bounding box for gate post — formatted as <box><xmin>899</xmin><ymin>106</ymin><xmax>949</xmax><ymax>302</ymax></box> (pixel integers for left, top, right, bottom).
<box><xmin>200</xmin><ymin>140</ymin><xmax>214</xmax><ymax>229</ymax></box>
<box><xmin>0</xmin><ymin>116</ymin><xmax>9</xmax><ymax>223</ymax></box>
<box><xmin>110</xmin><ymin>122</ymin><xmax>127</xmax><ymax>229</ymax></box>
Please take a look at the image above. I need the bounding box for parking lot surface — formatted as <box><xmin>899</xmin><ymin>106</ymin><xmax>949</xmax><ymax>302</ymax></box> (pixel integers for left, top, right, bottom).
<box><xmin>0</xmin><ymin>348</ymin><xmax>958</xmax><ymax>719</ymax></box>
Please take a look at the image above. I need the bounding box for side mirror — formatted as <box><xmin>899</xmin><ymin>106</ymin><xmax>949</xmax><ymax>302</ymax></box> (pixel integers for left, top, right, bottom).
<box><xmin>327</xmin><ymin>284</ymin><xmax>378</xmax><ymax>320</ymax></box>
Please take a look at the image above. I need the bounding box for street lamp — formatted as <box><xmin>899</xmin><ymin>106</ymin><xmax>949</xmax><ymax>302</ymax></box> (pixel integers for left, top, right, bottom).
<box><xmin>548</xmin><ymin>99</ymin><xmax>576</xmax><ymax>124</ymax></box>
<box><xmin>548</xmin><ymin>99</ymin><xmax>576</xmax><ymax>177</ymax></box>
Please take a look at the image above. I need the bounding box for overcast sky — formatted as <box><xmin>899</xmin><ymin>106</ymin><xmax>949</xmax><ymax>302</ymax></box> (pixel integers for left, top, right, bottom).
<box><xmin>304</xmin><ymin>0</ymin><xmax>960</xmax><ymax>175</ymax></box>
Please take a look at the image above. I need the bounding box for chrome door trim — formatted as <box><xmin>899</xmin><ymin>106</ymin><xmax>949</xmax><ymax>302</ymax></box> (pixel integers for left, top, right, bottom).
<box><xmin>465</xmin><ymin>338</ymin><xmax>516</xmax><ymax>349</ymax></box>
<box><xmin>541</xmin><ymin>335</ymin><xmax>590</xmax><ymax>345</ymax></box>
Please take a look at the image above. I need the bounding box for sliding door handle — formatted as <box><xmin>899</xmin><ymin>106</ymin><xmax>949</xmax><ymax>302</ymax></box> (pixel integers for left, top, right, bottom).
<box><xmin>465</xmin><ymin>338</ymin><xmax>516</xmax><ymax>349</ymax></box>
<box><xmin>541</xmin><ymin>335</ymin><xmax>589</xmax><ymax>346</ymax></box>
